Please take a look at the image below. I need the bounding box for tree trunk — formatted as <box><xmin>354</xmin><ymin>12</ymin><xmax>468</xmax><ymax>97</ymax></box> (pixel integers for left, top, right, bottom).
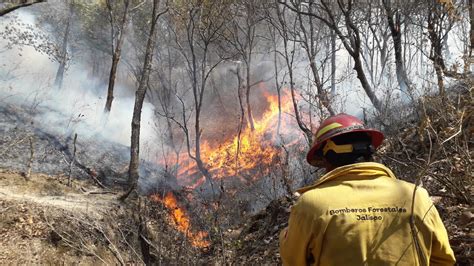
<box><xmin>297</xmin><ymin>0</ymin><xmax>383</xmax><ymax>113</ymax></box>
<box><xmin>330</xmin><ymin>31</ymin><xmax>336</xmax><ymax>97</ymax></box>
<box><xmin>427</xmin><ymin>6</ymin><xmax>447</xmax><ymax>97</ymax></box>
<box><xmin>332</xmin><ymin>0</ymin><xmax>383</xmax><ymax>112</ymax></box>
<box><xmin>276</xmin><ymin>4</ymin><xmax>312</xmax><ymax>145</ymax></box>
<box><xmin>105</xmin><ymin>54</ymin><xmax>120</xmax><ymax>112</ymax></box>
<box><xmin>296</xmin><ymin>6</ymin><xmax>335</xmax><ymax>115</ymax></box>
<box><xmin>54</xmin><ymin>2</ymin><xmax>73</xmax><ymax>90</ymax></box>
<box><xmin>54</xmin><ymin>60</ymin><xmax>66</xmax><ymax>89</ymax></box>
<box><xmin>353</xmin><ymin>52</ymin><xmax>383</xmax><ymax>111</ymax></box>
<box><xmin>124</xmin><ymin>0</ymin><xmax>160</xmax><ymax>198</ymax></box>
<box><xmin>195</xmin><ymin>54</ymin><xmax>215</xmax><ymax>192</ymax></box>
<box><xmin>383</xmin><ymin>0</ymin><xmax>411</xmax><ymax>101</ymax></box>
<box><xmin>273</xmin><ymin>38</ymin><xmax>282</xmax><ymax>136</ymax></box>
<box><xmin>232</xmin><ymin>66</ymin><xmax>245</xmax><ymax>164</ymax></box>
<box><xmin>344</xmin><ymin>14</ymin><xmax>382</xmax><ymax>112</ymax></box>
<box><xmin>470</xmin><ymin>0</ymin><xmax>474</xmax><ymax>57</ymax></box>
<box><xmin>194</xmin><ymin>88</ymin><xmax>214</xmax><ymax>193</ymax></box>
<box><xmin>245</xmin><ymin>57</ymin><xmax>255</xmax><ymax>131</ymax></box>
<box><xmin>308</xmin><ymin>58</ymin><xmax>335</xmax><ymax>115</ymax></box>
<box><xmin>105</xmin><ymin>0</ymin><xmax>130</xmax><ymax>113</ymax></box>
<box><xmin>434</xmin><ymin>64</ymin><xmax>445</xmax><ymax>96</ymax></box>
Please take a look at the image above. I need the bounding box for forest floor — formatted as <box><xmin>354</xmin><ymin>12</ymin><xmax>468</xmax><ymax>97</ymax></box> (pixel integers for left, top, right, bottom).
<box><xmin>0</xmin><ymin>169</ymin><xmax>123</xmax><ymax>264</ymax></box>
<box><xmin>0</xmin><ymin>168</ymin><xmax>212</xmax><ymax>265</ymax></box>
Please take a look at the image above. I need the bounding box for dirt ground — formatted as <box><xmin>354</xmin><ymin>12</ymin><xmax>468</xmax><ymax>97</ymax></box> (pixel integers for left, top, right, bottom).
<box><xmin>0</xmin><ymin>168</ymin><xmax>126</xmax><ymax>264</ymax></box>
<box><xmin>0</xmin><ymin>168</ymin><xmax>212</xmax><ymax>265</ymax></box>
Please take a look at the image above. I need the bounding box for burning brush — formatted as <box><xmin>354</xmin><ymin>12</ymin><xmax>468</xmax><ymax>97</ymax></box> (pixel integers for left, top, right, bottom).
<box><xmin>167</xmin><ymin>90</ymin><xmax>304</xmax><ymax>188</ymax></box>
<box><xmin>152</xmin><ymin>90</ymin><xmax>306</xmax><ymax>248</ymax></box>
<box><xmin>151</xmin><ymin>192</ymin><xmax>210</xmax><ymax>248</ymax></box>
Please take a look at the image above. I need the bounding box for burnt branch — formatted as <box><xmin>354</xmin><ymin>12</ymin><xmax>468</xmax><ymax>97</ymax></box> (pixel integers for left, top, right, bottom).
<box><xmin>0</xmin><ymin>0</ymin><xmax>46</xmax><ymax>17</ymax></box>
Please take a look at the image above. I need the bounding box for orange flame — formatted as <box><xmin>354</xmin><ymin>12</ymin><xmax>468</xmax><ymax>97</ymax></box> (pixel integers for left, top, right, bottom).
<box><xmin>151</xmin><ymin>192</ymin><xmax>210</xmax><ymax>248</ymax></box>
<box><xmin>156</xmin><ymin>89</ymin><xmax>305</xmax><ymax>188</ymax></box>
<box><xmin>152</xmin><ymin>88</ymin><xmax>305</xmax><ymax>248</ymax></box>
<box><xmin>183</xmin><ymin>90</ymin><xmax>302</xmax><ymax>183</ymax></box>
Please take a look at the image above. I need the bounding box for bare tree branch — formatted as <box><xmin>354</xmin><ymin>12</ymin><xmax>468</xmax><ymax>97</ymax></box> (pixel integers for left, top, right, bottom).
<box><xmin>0</xmin><ymin>0</ymin><xmax>46</xmax><ymax>17</ymax></box>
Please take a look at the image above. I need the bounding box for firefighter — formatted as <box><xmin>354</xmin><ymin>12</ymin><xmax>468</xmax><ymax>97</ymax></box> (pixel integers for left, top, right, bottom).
<box><xmin>279</xmin><ymin>113</ymin><xmax>455</xmax><ymax>265</ymax></box>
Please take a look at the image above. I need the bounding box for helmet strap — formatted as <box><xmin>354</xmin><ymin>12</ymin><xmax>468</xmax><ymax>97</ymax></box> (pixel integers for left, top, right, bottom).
<box><xmin>322</xmin><ymin>140</ymin><xmax>352</xmax><ymax>155</ymax></box>
<box><xmin>322</xmin><ymin>139</ymin><xmax>374</xmax><ymax>156</ymax></box>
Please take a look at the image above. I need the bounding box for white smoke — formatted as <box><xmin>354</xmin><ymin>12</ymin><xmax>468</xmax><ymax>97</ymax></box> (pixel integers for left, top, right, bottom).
<box><xmin>0</xmin><ymin>11</ymin><xmax>157</xmax><ymax>156</ymax></box>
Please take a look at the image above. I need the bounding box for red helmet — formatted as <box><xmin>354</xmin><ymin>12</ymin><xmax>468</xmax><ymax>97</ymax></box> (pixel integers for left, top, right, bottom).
<box><xmin>306</xmin><ymin>113</ymin><xmax>384</xmax><ymax>166</ymax></box>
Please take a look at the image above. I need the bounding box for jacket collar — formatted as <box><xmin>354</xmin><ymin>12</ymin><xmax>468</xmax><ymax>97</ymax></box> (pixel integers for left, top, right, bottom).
<box><xmin>297</xmin><ymin>162</ymin><xmax>396</xmax><ymax>194</ymax></box>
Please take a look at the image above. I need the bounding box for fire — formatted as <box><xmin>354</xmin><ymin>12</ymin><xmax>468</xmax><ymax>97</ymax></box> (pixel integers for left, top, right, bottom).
<box><xmin>152</xmin><ymin>87</ymin><xmax>305</xmax><ymax>249</ymax></box>
<box><xmin>204</xmin><ymin>93</ymin><xmax>291</xmax><ymax>177</ymax></box>
<box><xmin>151</xmin><ymin>192</ymin><xmax>210</xmax><ymax>248</ymax></box>
<box><xmin>174</xmin><ymin>90</ymin><xmax>303</xmax><ymax>187</ymax></box>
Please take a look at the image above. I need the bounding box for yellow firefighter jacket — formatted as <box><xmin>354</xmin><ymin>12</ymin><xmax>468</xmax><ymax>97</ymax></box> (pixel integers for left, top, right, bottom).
<box><xmin>279</xmin><ymin>162</ymin><xmax>455</xmax><ymax>266</ymax></box>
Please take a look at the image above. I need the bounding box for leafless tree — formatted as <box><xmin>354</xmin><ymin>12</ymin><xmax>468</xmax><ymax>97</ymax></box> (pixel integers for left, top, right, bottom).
<box><xmin>267</xmin><ymin>16</ymin><xmax>283</xmax><ymax>136</ymax></box>
<box><xmin>274</xmin><ymin>3</ymin><xmax>313</xmax><ymax>144</ymax></box>
<box><xmin>427</xmin><ymin>1</ymin><xmax>452</xmax><ymax>95</ymax></box>
<box><xmin>103</xmin><ymin>0</ymin><xmax>147</xmax><ymax>112</ymax></box>
<box><xmin>470</xmin><ymin>0</ymin><xmax>474</xmax><ymax>58</ymax></box>
<box><xmin>226</xmin><ymin>1</ymin><xmax>265</xmax><ymax>131</ymax></box>
<box><xmin>383</xmin><ymin>0</ymin><xmax>413</xmax><ymax>99</ymax></box>
<box><xmin>168</xmin><ymin>0</ymin><xmax>228</xmax><ymax>191</ymax></box>
<box><xmin>330</xmin><ymin>30</ymin><xmax>337</xmax><ymax>96</ymax></box>
<box><xmin>281</xmin><ymin>0</ymin><xmax>383</xmax><ymax>112</ymax></box>
<box><xmin>360</xmin><ymin>2</ymin><xmax>391</xmax><ymax>90</ymax></box>
<box><xmin>148</xmin><ymin>24</ymin><xmax>185</xmax><ymax>179</ymax></box>
<box><xmin>121</xmin><ymin>0</ymin><xmax>167</xmax><ymax>200</ymax></box>
<box><xmin>104</xmin><ymin>0</ymin><xmax>130</xmax><ymax>112</ymax></box>
<box><xmin>294</xmin><ymin>1</ymin><xmax>335</xmax><ymax>115</ymax></box>
<box><xmin>425</xmin><ymin>0</ymin><xmax>465</xmax><ymax>95</ymax></box>
<box><xmin>54</xmin><ymin>0</ymin><xmax>74</xmax><ymax>89</ymax></box>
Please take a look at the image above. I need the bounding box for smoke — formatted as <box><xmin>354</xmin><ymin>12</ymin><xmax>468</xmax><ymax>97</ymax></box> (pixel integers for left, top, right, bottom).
<box><xmin>1</xmin><ymin>5</ymin><xmax>468</xmax><ymax>194</ymax></box>
<box><xmin>0</xmin><ymin>11</ymin><xmax>157</xmax><ymax>158</ymax></box>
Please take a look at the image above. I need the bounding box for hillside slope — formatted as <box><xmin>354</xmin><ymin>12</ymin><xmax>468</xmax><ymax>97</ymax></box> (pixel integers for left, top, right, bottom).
<box><xmin>0</xmin><ymin>169</ymin><xmax>208</xmax><ymax>264</ymax></box>
<box><xmin>0</xmin><ymin>169</ymin><xmax>128</xmax><ymax>264</ymax></box>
